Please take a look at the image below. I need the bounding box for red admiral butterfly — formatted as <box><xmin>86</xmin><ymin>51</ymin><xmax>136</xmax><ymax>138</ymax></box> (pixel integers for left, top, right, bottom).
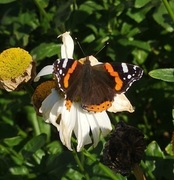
<box><xmin>53</xmin><ymin>56</ymin><xmax>143</xmax><ymax>112</ymax></box>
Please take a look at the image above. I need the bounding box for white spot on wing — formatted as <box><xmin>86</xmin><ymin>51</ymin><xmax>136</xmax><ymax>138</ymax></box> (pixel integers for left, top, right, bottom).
<box><xmin>127</xmin><ymin>74</ymin><xmax>132</xmax><ymax>79</ymax></box>
<box><xmin>133</xmin><ymin>66</ymin><xmax>137</xmax><ymax>70</ymax></box>
<box><xmin>59</xmin><ymin>69</ymin><xmax>62</xmax><ymax>74</ymax></box>
<box><xmin>121</xmin><ymin>63</ymin><xmax>128</xmax><ymax>73</ymax></box>
<box><xmin>62</xmin><ymin>58</ymin><xmax>68</xmax><ymax>68</ymax></box>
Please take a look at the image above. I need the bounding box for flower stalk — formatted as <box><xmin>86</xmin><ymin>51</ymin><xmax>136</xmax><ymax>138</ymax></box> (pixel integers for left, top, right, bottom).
<box><xmin>72</xmin><ymin>145</ymin><xmax>90</xmax><ymax>180</ymax></box>
<box><xmin>83</xmin><ymin>149</ymin><xmax>118</xmax><ymax>180</ymax></box>
<box><xmin>133</xmin><ymin>164</ymin><xmax>146</xmax><ymax>180</ymax></box>
<box><xmin>162</xmin><ymin>0</ymin><xmax>174</xmax><ymax>23</ymax></box>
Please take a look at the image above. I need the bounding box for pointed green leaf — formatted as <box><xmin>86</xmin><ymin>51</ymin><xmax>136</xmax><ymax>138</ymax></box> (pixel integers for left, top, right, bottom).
<box><xmin>146</xmin><ymin>141</ymin><xmax>164</xmax><ymax>157</ymax></box>
<box><xmin>3</xmin><ymin>136</ymin><xmax>24</xmax><ymax>147</ymax></box>
<box><xmin>149</xmin><ymin>68</ymin><xmax>174</xmax><ymax>82</ymax></box>
<box><xmin>165</xmin><ymin>143</ymin><xmax>173</xmax><ymax>156</ymax></box>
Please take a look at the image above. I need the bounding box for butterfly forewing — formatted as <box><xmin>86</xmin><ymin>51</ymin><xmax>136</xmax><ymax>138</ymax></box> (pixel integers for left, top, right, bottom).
<box><xmin>53</xmin><ymin>57</ymin><xmax>143</xmax><ymax>112</ymax></box>
<box><xmin>53</xmin><ymin>58</ymin><xmax>83</xmax><ymax>101</ymax></box>
<box><xmin>103</xmin><ymin>62</ymin><xmax>143</xmax><ymax>93</ymax></box>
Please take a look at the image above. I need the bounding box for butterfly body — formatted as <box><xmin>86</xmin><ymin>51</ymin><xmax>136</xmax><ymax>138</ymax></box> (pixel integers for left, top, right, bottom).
<box><xmin>53</xmin><ymin>57</ymin><xmax>143</xmax><ymax>112</ymax></box>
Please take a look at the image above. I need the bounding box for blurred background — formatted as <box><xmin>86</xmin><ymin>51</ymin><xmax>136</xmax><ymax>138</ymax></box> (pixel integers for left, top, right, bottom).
<box><xmin>0</xmin><ymin>0</ymin><xmax>174</xmax><ymax>179</ymax></box>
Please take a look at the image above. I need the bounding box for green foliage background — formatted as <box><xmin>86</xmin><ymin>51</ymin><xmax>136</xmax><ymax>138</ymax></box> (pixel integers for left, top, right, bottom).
<box><xmin>0</xmin><ymin>0</ymin><xmax>174</xmax><ymax>179</ymax></box>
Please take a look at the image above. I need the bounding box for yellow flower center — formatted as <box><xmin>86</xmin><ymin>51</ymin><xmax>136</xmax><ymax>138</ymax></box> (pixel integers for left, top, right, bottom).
<box><xmin>0</xmin><ymin>48</ymin><xmax>32</xmax><ymax>80</ymax></box>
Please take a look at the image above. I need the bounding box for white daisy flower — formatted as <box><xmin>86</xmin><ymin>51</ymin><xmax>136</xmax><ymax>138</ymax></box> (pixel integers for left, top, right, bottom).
<box><xmin>33</xmin><ymin>31</ymin><xmax>134</xmax><ymax>151</ymax></box>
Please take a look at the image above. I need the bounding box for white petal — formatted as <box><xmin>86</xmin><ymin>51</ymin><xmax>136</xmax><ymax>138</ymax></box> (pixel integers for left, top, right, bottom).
<box><xmin>40</xmin><ymin>89</ymin><xmax>59</xmax><ymax>123</ymax></box>
<box><xmin>60</xmin><ymin>44</ymin><xmax>66</xmax><ymax>59</ymax></box>
<box><xmin>48</xmin><ymin>99</ymin><xmax>64</xmax><ymax>129</ymax></box>
<box><xmin>86</xmin><ymin>114</ymin><xmax>100</xmax><ymax>147</ymax></box>
<box><xmin>94</xmin><ymin>111</ymin><xmax>112</xmax><ymax>136</ymax></box>
<box><xmin>59</xmin><ymin>106</ymin><xmax>72</xmax><ymax>150</ymax></box>
<box><xmin>34</xmin><ymin>65</ymin><xmax>53</xmax><ymax>82</ymax></box>
<box><xmin>107</xmin><ymin>94</ymin><xmax>134</xmax><ymax>113</ymax></box>
<box><xmin>73</xmin><ymin>105</ymin><xmax>92</xmax><ymax>152</ymax></box>
<box><xmin>58</xmin><ymin>31</ymin><xmax>74</xmax><ymax>59</ymax></box>
<box><xmin>59</xmin><ymin>104</ymin><xmax>77</xmax><ymax>151</ymax></box>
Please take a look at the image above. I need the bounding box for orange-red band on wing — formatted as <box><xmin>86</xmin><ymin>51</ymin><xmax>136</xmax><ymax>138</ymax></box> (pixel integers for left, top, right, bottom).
<box><xmin>84</xmin><ymin>101</ymin><xmax>112</xmax><ymax>112</ymax></box>
<box><xmin>104</xmin><ymin>63</ymin><xmax>123</xmax><ymax>91</ymax></box>
<box><xmin>64</xmin><ymin>60</ymin><xmax>78</xmax><ymax>88</ymax></box>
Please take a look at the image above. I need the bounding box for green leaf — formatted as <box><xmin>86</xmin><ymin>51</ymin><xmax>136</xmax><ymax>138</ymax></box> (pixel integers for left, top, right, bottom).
<box><xmin>153</xmin><ymin>2</ymin><xmax>174</xmax><ymax>32</ymax></box>
<box><xmin>141</xmin><ymin>160</ymin><xmax>156</xmax><ymax>179</ymax></box>
<box><xmin>31</xmin><ymin>43</ymin><xmax>60</xmax><ymax>61</ymax></box>
<box><xmin>132</xmin><ymin>49</ymin><xmax>148</xmax><ymax>64</ymax></box>
<box><xmin>22</xmin><ymin>134</ymin><xmax>47</xmax><ymax>158</ymax></box>
<box><xmin>11</xmin><ymin>154</ymin><xmax>24</xmax><ymax>166</ymax></box>
<box><xmin>62</xmin><ymin>168</ymin><xmax>84</xmax><ymax>180</ymax></box>
<box><xmin>121</xmin><ymin>23</ymin><xmax>140</xmax><ymax>37</ymax></box>
<box><xmin>162</xmin><ymin>0</ymin><xmax>174</xmax><ymax>23</ymax></box>
<box><xmin>0</xmin><ymin>0</ymin><xmax>16</xmax><ymax>4</ymax></box>
<box><xmin>33</xmin><ymin>149</ymin><xmax>45</xmax><ymax>164</ymax></box>
<box><xmin>126</xmin><ymin>4</ymin><xmax>153</xmax><ymax>23</ymax></box>
<box><xmin>146</xmin><ymin>141</ymin><xmax>164</xmax><ymax>157</ymax></box>
<box><xmin>82</xmin><ymin>34</ymin><xmax>95</xmax><ymax>43</ymax></box>
<box><xmin>149</xmin><ymin>68</ymin><xmax>174</xmax><ymax>82</ymax></box>
<box><xmin>165</xmin><ymin>143</ymin><xmax>173</xmax><ymax>156</ymax></box>
<box><xmin>3</xmin><ymin>136</ymin><xmax>24</xmax><ymax>147</ymax></box>
<box><xmin>119</xmin><ymin>39</ymin><xmax>151</xmax><ymax>51</ymax></box>
<box><xmin>79</xmin><ymin>1</ymin><xmax>103</xmax><ymax>13</ymax></box>
<box><xmin>46</xmin><ymin>141</ymin><xmax>63</xmax><ymax>155</ymax></box>
<box><xmin>9</xmin><ymin>166</ymin><xmax>29</xmax><ymax>175</ymax></box>
<box><xmin>135</xmin><ymin>0</ymin><xmax>151</xmax><ymax>8</ymax></box>
<box><xmin>37</xmin><ymin>0</ymin><xmax>49</xmax><ymax>8</ymax></box>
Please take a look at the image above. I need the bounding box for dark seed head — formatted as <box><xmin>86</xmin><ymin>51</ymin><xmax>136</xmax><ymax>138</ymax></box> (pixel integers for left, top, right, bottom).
<box><xmin>102</xmin><ymin>121</ymin><xmax>146</xmax><ymax>176</ymax></box>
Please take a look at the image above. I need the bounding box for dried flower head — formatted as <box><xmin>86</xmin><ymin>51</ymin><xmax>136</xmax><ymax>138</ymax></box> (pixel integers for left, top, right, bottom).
<box><xmin>32</xmin><ymin>80</ymin><xmax>56</xmax><ymax>115</ymax></box>
<box><xmin>0</xmin><ymin>47</ymin><xmax>35</xmax><ymax>91</ymax></box>
<box><xmin>102</xmin><ymin>121</ymin><xmax>146</xmax><ymax>176</ymax></box>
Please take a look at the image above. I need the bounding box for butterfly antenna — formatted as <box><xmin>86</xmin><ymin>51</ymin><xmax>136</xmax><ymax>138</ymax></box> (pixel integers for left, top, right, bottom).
<box><xmin>94</xmin><ymin>41</ymin><xmax>109</xmax><ymax>56</ymax></box>
<box><xmin>75</xmin><ymin>37</ymin><xmax>86</xmax><ymax>56</ymax></box>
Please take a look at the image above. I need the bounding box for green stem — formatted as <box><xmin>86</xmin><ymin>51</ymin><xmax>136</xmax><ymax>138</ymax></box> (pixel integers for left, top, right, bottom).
<box><xmin>72</xmin><ymin>145</ymin><xmax>90</xmax><ymax>180</ymax></box>
<box><xmin>23</xmin><ymin>84</ymin><xmax>42</xmax><ymax>136</ymax></box>
<box><xmin>33</xmin><ymin>0</ymin><xmax>50</xmax><ymax>22</ymax></box>
<box><xmin>162</xmin><ymin>0</ymin><xmax>174</xmax><ymax>23</ymax></box>
<box><xmin>24</xmin><ymin>105</ymin><xmax>41</xmax><ymax>136</ymax></box>
<box><xmin>31</xmin><ymin>114</ymin><xmax>42</xmax><ymax>136</ymax></box>
<box><xmin>83</xmin><ymin>149</ymin><xmax>118</xmax><ymax>180</ymax></box>
<box><xmin>133</xmin><ymin>164</ymin><xmax>146</xmax><ymax>180</ymax></box>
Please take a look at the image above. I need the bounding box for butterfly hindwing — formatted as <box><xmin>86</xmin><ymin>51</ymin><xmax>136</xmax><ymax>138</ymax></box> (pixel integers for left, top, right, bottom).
<box><xmin>53</xmin><ymin>57</ymin><xmax>143</xmax><ymax>112</ymax></box>
<box><xmin>81</xmin><ymin>61</ymin><xmax>143</xmax><ymax>112</ymax></box>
